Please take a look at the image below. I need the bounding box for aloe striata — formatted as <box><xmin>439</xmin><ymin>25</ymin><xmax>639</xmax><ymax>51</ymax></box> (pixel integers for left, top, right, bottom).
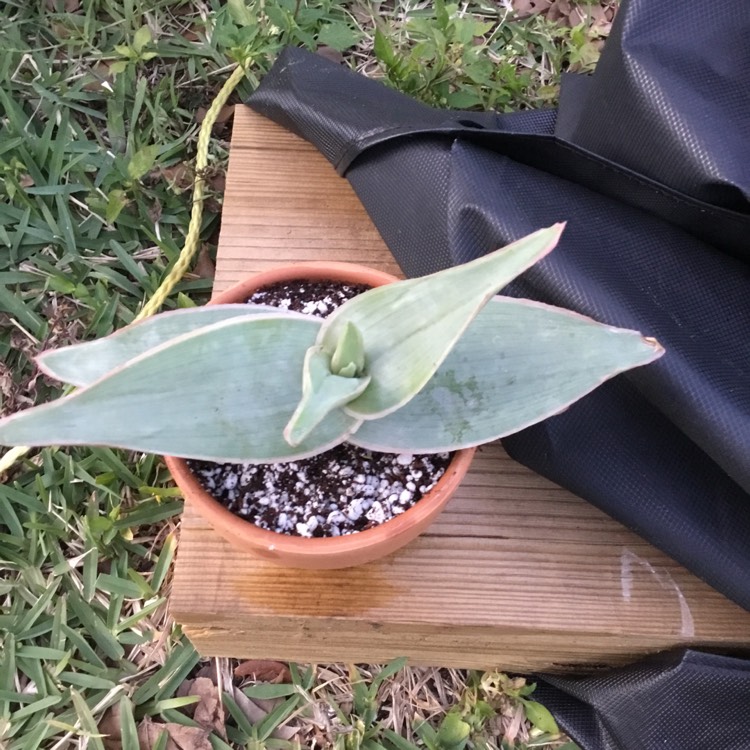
<box><xmin>0</xmin><ymin>225</ymin><xmax>664</xmax><ymax>462</ymax></box>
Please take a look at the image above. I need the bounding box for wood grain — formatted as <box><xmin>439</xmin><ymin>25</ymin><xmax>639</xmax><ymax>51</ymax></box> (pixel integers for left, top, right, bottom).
<box><xmin>171</xmin><ymin>107</ymin><xmax>750</xmax><ymax>672</ymax></box>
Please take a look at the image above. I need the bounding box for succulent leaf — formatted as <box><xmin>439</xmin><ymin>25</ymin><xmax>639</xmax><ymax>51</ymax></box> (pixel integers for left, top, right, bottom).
<box><xmin>37</xmin><ymin>304</ymin><xmax>286</xmax><ymax>387</ymax></box>
<box><xmin>330</xmin><ymin>321</ymin><xmax>365</xmax><ymax>377</ymax></box>
<box><xmin>317</xmin><ymin>224</ymin><xmax>564</xmax><ymax>420</ymax></box>
<box><xmin>0</xmin><ymin>315</ymin><xmax>359</xmax><ymax>462</ymax></box>
<box><xmin>283</xmin><ymin>347</ymin><xmax>369</xmax><ymax>447</ymax></box>
<box><xmin>337</xmin><ymin>362</ymin><xmax>358</xmax><ymax>378</ymax></box>
<box><xmin>347</xmin><ymin>297</ymin><xmax>664</xmax><ymax>452</ymax></box>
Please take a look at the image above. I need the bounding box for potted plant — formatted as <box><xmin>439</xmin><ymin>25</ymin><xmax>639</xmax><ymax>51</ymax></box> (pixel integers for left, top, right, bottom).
<box><xmin>0</xmin><ymin>225</ymin><xmax>663</xmax><ymax>568</ymax></box>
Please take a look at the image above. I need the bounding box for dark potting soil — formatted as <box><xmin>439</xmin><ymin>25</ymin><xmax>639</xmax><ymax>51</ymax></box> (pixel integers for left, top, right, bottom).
<box><xmin>186</xmin><ymin>279</ymin><xmax>452</xmax><ymax>538</ymax></box>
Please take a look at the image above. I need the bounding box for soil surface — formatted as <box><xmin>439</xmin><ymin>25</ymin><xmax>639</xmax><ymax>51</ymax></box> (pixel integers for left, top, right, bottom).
<box><xmin>187</xmin><ymin>279</ymin><xmax>452</xmax><ymax>537</ymax></box>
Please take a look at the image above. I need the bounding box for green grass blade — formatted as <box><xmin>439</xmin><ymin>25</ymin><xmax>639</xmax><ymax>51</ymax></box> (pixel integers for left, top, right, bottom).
<box><xmin>71</xmin><ymin>689</ymin><xmax>106</xmax><ymax>750</ymax></box>
<box><xmin>16</xmin><ymin>646</ymin><xmax>68</xmax><ymax>660</ymax></box>
<box><xmin>113</xmin><ymin>597</ymin><xmax>165</xmax><ymax>634</ymax></box>
<box><xmin>82</xmin><ymin>545</ymin><xmax>98</xmax><ymax>603</ymax></box>
<box><xmin>66</xmin><ymin>590</ymin><xmax>125</xmax><ymax>662</ymax></box>
<box><xmin>0</xmin><ymin>286</ymin><xmax>45</xmax><ymax>337</ymax></box>
<box><xmin>257</xmin><ymin>695</ymin><xmax>301</xmax><ymax>741</ymax></box>
<box><xmin>60</xmin><ymin>623</ymin><xmax>107</xmax><ymax>670</ymax></box>
<box><xmin>150</xmin><ymin>531</ymin><xmax>177</xmax><ymax>592</ymax></box>
<box><xmin>59</xmin><ymin>672</ymin><xmax>117</xmax><ymax>690</ymax></box>
<box><xmin>152</xmin><ymin>730</ymin><xmax>170</xmax><ymax>750</ymax></box>
<box><xmin>119</xmin><ymin>695</ymin><xmax>140</xmax><ymax>750</ymax></box>
<box><xmin>0</xmin><ymin>633</ymin><xmax>16</xmax><ymax>706</ymax></box>
<box><xmin>17</xmin><ymin>579</ymin><xmax>60</xmax><ymax>634</ymax></box>
<box><xmin>132</xmin><ymin>639</ymin><xmax>200</xmax><ymax>705</ymax></box>
<box><xmin>371</xmin><ymin>658</ymin><xmax>408</xmax><ymax>691</ymax></box>
<box><xmin>222</xmin><ymin>691</ymin><xmax>256</xmax><ymax>739</ymax></box>
<box><xmin>96</xmin><ymin>573</ymin><xmax>146</xmax><ymax>599</ymax></box>
<box><xmin>382</xmin><ymin>729</ymin><xmax>422</xmax><ymax>750</ymax></box>
<box><xmin>242</xmin><ymin>684</ymin><xmax>297</xmax><ymax>700</ymax></box>
<box><xmin>112</xmin><ymin>499</ymin><xmax>183</xmax><ymax>530</ymax></box>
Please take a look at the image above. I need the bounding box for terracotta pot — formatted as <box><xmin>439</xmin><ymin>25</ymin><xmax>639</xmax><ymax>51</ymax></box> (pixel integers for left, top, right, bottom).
<box><xmin>165</xmin><ymin>262</ymin><xmax>476</xmax><ymax>569</ymax></box>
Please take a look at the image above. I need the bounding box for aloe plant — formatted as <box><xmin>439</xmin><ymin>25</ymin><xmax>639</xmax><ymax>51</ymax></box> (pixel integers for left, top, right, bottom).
<box><xmin>0</xmin><ymin>225</ymin><xmax>663</xmax><ymax>462</ymax></box>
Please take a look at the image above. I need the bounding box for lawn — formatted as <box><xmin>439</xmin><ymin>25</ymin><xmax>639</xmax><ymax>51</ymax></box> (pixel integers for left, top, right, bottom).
<box><xmin>0</xmin><ymin>1</ymin><xmax>613</xmax><ymax>747</ymax></box>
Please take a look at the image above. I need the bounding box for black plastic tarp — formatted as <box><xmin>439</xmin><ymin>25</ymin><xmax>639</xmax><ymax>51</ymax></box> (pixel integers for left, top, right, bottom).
<box><xmin>245</xmin><ymin>0</ymin><xmax>750</xmax><ymax>746</ymax></box>
<box><xmin>532</xmin><ymin>649</ymin><xmax>750</xmax><ymax>750</ymax></box>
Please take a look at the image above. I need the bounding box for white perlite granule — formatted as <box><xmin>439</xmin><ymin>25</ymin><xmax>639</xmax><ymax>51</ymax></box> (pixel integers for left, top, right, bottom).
<box><xmin>188</xmin><ymin>446</ymin><xmax>451</xmax><ymax>537</ymax></box>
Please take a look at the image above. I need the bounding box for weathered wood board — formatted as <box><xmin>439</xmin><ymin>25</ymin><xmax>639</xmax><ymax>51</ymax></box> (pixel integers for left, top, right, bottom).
<box><xmin>170</xmin><ymin>107</ymin><xmax>750</xmax><ymax>672</ymax></box>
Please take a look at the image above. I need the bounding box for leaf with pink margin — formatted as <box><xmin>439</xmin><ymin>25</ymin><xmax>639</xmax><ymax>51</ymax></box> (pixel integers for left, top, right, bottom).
<box><xmin>348</xmin><ymin>296</ymin><xmax>664</xmax><ymax>452</ymax></box>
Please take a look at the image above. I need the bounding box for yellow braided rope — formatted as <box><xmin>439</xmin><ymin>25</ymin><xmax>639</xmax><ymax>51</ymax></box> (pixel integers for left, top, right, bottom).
<box><xmin>0</xmin><ymin>64</ymin><xmax>247</xmax><ymax>475</ymax></box>
<box><xmin>136</xmin><ymin>63</ymin><xmax>247</xmax><ymax>320</ymax></box>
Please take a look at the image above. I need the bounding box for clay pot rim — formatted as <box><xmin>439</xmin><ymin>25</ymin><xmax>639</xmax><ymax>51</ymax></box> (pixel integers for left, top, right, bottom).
<box><xmin>164</xmin><ymin>261</ymin><xmax>476</xmax><ymax>560</ymax></box>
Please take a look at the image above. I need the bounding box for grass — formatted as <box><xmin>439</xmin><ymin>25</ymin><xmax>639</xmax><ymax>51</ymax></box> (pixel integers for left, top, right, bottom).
<box><xmin>0</xmin><ymin>0</ymin><xmax>613</xmax><ymax>747</ymax></box>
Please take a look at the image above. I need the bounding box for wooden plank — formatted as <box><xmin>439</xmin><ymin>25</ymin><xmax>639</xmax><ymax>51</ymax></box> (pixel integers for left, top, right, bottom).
<box><xmin>171</xmin><ymin>107</ymin><xmax>750</xmax><ymax>672</ymax></box>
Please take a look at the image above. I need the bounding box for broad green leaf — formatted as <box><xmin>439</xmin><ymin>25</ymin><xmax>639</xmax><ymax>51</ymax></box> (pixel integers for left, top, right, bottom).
<box><xmin>446</xmin><ymin>89</ymin><xmax>483</xmax><ymax>109</ymax></box>
<box><xmin>317</xmin><ymin>21</ymin><xmax>364</xmax><ymax>52</ymax></box>
<box><xmin>373</xmin><ymin>29</ymin><xmax>398</xmax><ymax>68</ymax></box>
<box><xmin>435</xmin><ymin>712</ymin><xmax>471</xmax><ymax>750</ymax></box>
<box><xmin>109</xmin><ymin>60</ymin><xmax>128</xmax><ymax>75</ymax></box>
<box><xmin>37</xmin><ymin>304</ymin><xmax>281</xmax><ymax>387</ymax></box>
<box><xmin>521</xmin><ymin>699</ymin><xmax>559</xmax><ymax>735</ymax></box>
<box><xmin>227</xmin><ymin>0</ymin><xmax>254</xmax><ymax>26</ymax></box>
<box><xmin>413</xmin><ymin>719</ymin><xmax>439</xmax><ymax>748</ymax></box>
<box><xmin>283</xmin><ymin>347</ymin><xmax>369</xmax><ymax>446</ymax></box>
<box><xmin>132</xmin><ymin>25</ymin><xmax>152</xmax><ymax>54</ymax></box>
<box><xmin>349</xmin><ymin>297</ymin><xmax>663</xmax><ymax>452</ymax></box>
<box><xmin>319</xmin><ymin>224</ymin><xmax>564</xmax><ymax>420</ymax></box>
<box><xmin>105</xmin><ymin>189</ymin><xmax>128</xmax><ymax>224</ymax></box>
<box><xmin>0</xmin><ymin>315</ymin><xmax>358</xmax><ymax>463</ymax></box>
<box><xmin>127</xmin><ymin>145</ymin><xmax>159</xmax><ymax>181</ymax></box>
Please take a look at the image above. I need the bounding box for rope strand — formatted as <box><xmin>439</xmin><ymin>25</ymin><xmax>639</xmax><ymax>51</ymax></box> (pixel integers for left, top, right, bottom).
<box><xmin>136</xmin><ymin>63</ymin><xmax>247</xmax><ymax>320</ymax></box>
